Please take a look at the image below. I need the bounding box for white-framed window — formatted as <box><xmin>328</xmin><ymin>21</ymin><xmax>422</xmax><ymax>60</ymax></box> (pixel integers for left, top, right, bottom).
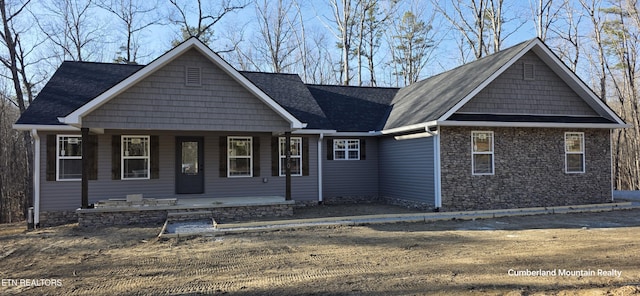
<box><xmin>334</xmin><ymin>139</ymin><xmax>360</xmax><ymax>160</ymax></box>
<box><xmin>472</xmin><ymin>131</ymin><xmax>494</xmax><ymax>175</ymax></box>
<box><xmin>279</xmin><ymin>137</ymin><xmax>302</xmax><ymax>176</ymax></box>
<box><xmin>565</xmin><ymin>132</ymin><xmax>585</xmax><ymax>173</ymax></box>
<box><xmin>122</xmin><ymin>135</ymin><xmax>150</xmax><ymax>180</ymax></box>
<box><xmin>228</xmin><ymin>136</ymin><xmax>252</xmax><ymax>177</ymax></box>
<box><xmin>57</xmin><ymin>135</ymin><xmax>82</xmax><ymax>181</ymax></box>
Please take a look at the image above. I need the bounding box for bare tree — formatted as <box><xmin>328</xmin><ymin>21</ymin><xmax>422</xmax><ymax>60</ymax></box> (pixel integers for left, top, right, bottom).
<box><xmin>169</xmin><ymin>0</ymin><xmax>249</xmax><ymax>49</ymax></box>
<box><xmin>0</xmin><ymin>0</ymin><xmax>35</xmax><ymax>222</ymax></box>
<box><xmin>327</xmin><ymin>0</ymin><xmax>361</xmax><ymax>85</ymax></box>
<box><xmin>579</xmin><ymin>0</ymin><xmax>608</xmax><ymax>101</ymax></box>
<box><xmin>433</xmin><ymin>0</ymin><xmax>486</xmax><ymax>60</ymax></box>
<box><xmin>253</xmin><ymin>0</ymin><xmax>298</xmax><ymax>73</ymax></box>
<box><xmin>34</xmin><ymin>0</ymin><xmax>104</xmax><ymax>62</ymax></box>
<box><xmin>549</xmin><ymin>0</ymin><xmax>581</xmax><ymax>71</ymax></box>
<box><xmin>97</xmin><ymin>0</ymin><xmax>162</xmax><ymax>64</ymax></box>
<box><xmin>532</xmin><ymin>0</ymin><xmax>565</xmax><ymax>41</ymax></box>
<box><xmin>593</xmin><ymin>0</ymin><xmax>640</xmax><ymax>191</ymax></box>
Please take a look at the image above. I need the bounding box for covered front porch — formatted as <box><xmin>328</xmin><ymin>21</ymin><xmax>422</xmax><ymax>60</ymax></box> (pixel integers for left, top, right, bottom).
<box><xmin>77</xmin><ymin>196</ymin><xmax>294</xmax><ymax>227</ymax></box>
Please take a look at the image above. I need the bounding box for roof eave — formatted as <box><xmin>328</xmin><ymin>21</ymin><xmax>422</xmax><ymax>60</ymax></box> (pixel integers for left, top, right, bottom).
<box><xmin>13</xmin><ymin>124</ymin><xmax>80</xmax><ymax>131</ymax></box>
<box><xmin>438</xmin><ymin>120</ymin><xmax>630</xmax><ymax>129</ymax></box>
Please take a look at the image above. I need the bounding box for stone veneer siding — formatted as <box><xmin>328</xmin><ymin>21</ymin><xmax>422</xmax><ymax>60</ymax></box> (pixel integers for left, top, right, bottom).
<box><xmin>39</xmin><ymin>211</ymin><xmax>78</xmax><ymax>227</ymax></box>
<box><xmin>77</xmin><ymin>204</ymin><xmax>293</xmax><ymax>227</ymax></box>
<box><xmin>440</xmin><ymin>126</ymin><xmax>611</xmax><ymax>211</ymax></box>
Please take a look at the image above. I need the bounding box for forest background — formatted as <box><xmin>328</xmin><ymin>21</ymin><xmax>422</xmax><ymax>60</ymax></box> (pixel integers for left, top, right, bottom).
<box><xmin>1</xmin><ymin>0</ymin><xmax>638</xmax><ymax>223</ymax></box>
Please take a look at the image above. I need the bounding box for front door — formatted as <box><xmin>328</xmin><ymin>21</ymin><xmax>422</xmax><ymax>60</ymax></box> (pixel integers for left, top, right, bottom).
<box><xmin>176</xmin><ymin>137</ymin><xmax>204</xmax><ymax>194</ymax></box>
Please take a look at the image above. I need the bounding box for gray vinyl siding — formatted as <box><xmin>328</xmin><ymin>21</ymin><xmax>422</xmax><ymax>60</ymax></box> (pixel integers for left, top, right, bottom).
<box><xmin>458</xmin><ymin>51</ymin><xmax>598</xmax><ymax>116</ymax></box>
<box><xmin>82</xmin><ymin>49</ymin><xmax>290</xmax><ymax>132</ymax></box>
<box><xmin>39</xmin><ymin>131</ymin><xmax>318</xmax><ymax>211</ymax></box>
<box><xmin>322</xmin><ymin>137</ymin><xmax>379</xmax><ymax>199</ymax></box>
<box><xmin>378</xmin><ymin>136</ymin><xmax>435</xmax><ymax>205</ymax></box>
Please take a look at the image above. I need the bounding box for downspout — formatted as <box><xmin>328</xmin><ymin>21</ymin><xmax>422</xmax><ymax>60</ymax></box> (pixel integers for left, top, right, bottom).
<box><xmin>31</xmin><ymin>129</ymin><xmax>40</xmax><ymax>228</ymax></box>
<box><xmin>435</xmin><ymin>126</ymin><xmax>442</xmax><ymax>209</ymax></box>
<box><xmin>426</xmin><ymin>127</ymin><xmax>442</xmax><ymax>210</ymax></box>
<box><xmin>317</xmin><ymin>133</ymin><xmax>324</xmax><ymax>203</ymax></box>
<box><xmin>610</xmin><ymin>129</ymin><xmax>614</xmax><ymax>201</ymax></box>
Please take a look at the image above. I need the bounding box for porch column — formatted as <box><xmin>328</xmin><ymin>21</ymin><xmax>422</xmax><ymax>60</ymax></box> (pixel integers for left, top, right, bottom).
<box><xmin>285</xmin><ymin>131</ymin><xmax>292</xmax><ymax>200</ymax></box>
<box><xmin>81</xmin><ymin>127</ymin><xmax>89</xmax><ymax>209</ymax></box>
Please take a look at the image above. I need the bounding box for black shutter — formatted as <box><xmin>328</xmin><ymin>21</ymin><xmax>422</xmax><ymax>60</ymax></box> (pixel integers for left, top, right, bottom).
<box><xmin>111</xmin><ymin>135</ymin><xmax>121</xmax><ymax>180</ymax></box>
<box><xmin>253</xmin><ymin>136</ymin><xmax>260</xmax><ymax>177</ymax></box>
<box><xmin>87</xmin><ymin>135</ymin><xmax>98</xmax><ymax>180</ymax></box>
<box><xmin>326</xmin><ymin>137</ymin><xmax>333</xmax><ymax>160</ymax></box>
<box><xmin>360</xmin><ymin>138</ymin><xmax>366</xmax><ymax>160</ymax></box>
<box><xmin>150</xmin><ymin>135</ymin><xmax>159</xmax><ymax>179</ymax></box>
<box><xmin>302</xmin><ymin>137</ymin><xmax>309</xmax><ymax>176</ymax></box>
<box><xmin>271</xmin><ymin>137</ymin><xmax>279</xmax><ymax>176</ymax></box>
<box><xmin>46</xmin><ymin>134</ymin><xmax>56</xmax><ymax>181</ymax></box>
<box><xmin>219</xmin><ymin>136</ymin><xmax>227</xmax><ymax>177</ymax></box>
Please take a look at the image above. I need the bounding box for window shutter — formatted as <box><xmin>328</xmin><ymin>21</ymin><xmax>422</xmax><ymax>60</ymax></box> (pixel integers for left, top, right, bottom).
<box><xmin>87</xmin><ymin>135</ymin><xmax>98</xmax><ymax>180</ymax></box>
<box><xmin>253</xmin><ymin>136</ymin><xmax>260</xmax><ymax>177</ymax></box>
<box><xmin>219</xmin><ymin>136</ymin><xmax>227</xmax><ymax>177</ymax></box>
<box><xmin>360</xmin><ymin>138</ymin><xmax>366</xmax><ymax>160</ymax></box>
<box><xmin>326</xmin><ymin>137</ymin><xmax>333</xmax><ymax>160</ymax></box>
<box><xmin>150</xmin><ymin>135</ymin><xmax>159</xmax><ymax>179</ymax></box>
<box><xmin>302</xmin><ymin>137</ymin><xmax>309</xmax><ymax>176</ymax></box>
<box><xmin>46</xmin><ymin>134</ymin><xmax>56</xmax><ymax>181</ymax></box>
<box><xmin>271</xmin><ymin>137</ymin><xmax>279</xmax><ymax>176</ymax></box>
<box><xmin>111</xmin><ymin>135</ymin><xmax>121</xmax><ymax>180</ymax></box>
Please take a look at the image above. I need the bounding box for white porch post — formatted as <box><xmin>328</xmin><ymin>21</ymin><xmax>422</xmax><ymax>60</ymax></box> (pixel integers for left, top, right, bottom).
<box><xmin>31</xmin><ymin>129</ymin><xmax>40</xmax><ymax>227</ymax></box>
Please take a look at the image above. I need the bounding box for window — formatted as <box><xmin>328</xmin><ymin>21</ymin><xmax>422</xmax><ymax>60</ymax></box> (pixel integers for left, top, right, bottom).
<box><xmin>334</xmin><ymin>139</ymin><xmax>360</xmax><ymax>160</ymax></box>
<box><xmin>565</xmin><ymin>132</ymin><xmax>585</xmax><ymax>173</ymax></box>
<box><xmin>228</xmin><ymin>137</ymin><xmax>252</xmax><ymax>177</ymax></box>
<box><xmin>472</xmin><ymin>131</ymin><xmax>494</xmax><ymax>175</ymax></box>
<box><xmin>57</xmin><ymin>135</ymin><xmax>82</xmax><ymax>180</ymax></box>
<box><xmin>279</xmin><ymin>137</ymin><xmax>302</xmax><ymax>176</ymax></box>
<box><xmin>122</xmin><ymin>136</ymin><xmax>150</xmax><ymax>179</ymax></box>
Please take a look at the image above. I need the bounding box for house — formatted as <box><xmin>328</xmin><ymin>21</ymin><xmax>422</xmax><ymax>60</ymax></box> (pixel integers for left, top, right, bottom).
<box><xmin>14</xmin><ymin>37</ymin><xmax>627</xmax><ymax>227</ymax></box>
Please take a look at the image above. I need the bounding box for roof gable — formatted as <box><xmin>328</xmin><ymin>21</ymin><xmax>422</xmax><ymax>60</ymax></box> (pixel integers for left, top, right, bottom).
<box><xmin>457</xmin><ymin>51</ymin><xmax>599</xmax><ymax>117</ymax></box>
<box><xmin>384</xmin><ymin>39</ymin><xmax>534</xmax><ymax>130</ymax></box>
<box><xmin>383</xmin><ymin>38</ymin><xmax>627</xmax><ymax>131</ymax></box>
<box><xmin>59</xmin><ymin>38</ymin><xmax>304</xmax><ymax>129</ymax></box>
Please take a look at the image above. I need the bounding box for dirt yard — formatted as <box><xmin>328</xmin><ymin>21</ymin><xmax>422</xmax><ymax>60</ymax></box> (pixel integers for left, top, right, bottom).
<box><xmin>1</xmin><ymin>206</ymin><xmax>640</xmax><ymax>296</ymax></box>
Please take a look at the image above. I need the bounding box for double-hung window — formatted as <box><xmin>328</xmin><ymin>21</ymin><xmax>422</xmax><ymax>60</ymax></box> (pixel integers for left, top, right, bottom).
<box><xmin>565</xmin><ymin>132</ymin><xmax>585</xmax><ymax>173</ymax></box>
<box><xmin>228</xmin><ymin>136</ymin><xmax>252</xmax><ymax>177</ymax></box>
<box><xmin>279</xmin><ymin>137</ymin><xmax>302</xmax><ymax>176</ymax></box>
<box><xmin>472</xmin><ymin>131</ymin><xmax>494</xmax><ymax>175</ymax></box>
<box><xmin>57</xmin><ymin>135</ymin><xmax>82</xmax><ymax>180</ymax></box>
<box><xmin>122</xmin><ymin>136</ymin><xmax>150</xmax><ymax>179</ymax></box>
<box><xmin>334</xmin><ymin>139</ymin><xmax>360</xmax><ymax>160</ymax></box>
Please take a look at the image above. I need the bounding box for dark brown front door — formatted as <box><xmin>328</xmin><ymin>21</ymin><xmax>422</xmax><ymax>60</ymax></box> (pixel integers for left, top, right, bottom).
<box><xmin>176</xmin><ymin>137</ymin><xmax>204</xmax><ymax>194</ymax></box>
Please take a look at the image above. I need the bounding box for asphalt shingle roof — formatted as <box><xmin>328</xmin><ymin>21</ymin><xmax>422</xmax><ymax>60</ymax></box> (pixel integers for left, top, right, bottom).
<box><xmin>16</xmin><ymin>61</ymin><xmax>144</xmax><ymax>125</ymax></box>
<box><xmin>239</xmin><ymin>72</ymin><xmax>332</xmax><ymax>130</ymax></box>
<box><xmin>306</xmin><ymin>85</ymin><xmax>398</xmax><ymax>132</ymax></box>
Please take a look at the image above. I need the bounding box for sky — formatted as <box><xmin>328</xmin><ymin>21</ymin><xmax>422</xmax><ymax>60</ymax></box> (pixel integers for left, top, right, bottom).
<box><xmin>4</xmin><ymin>0</ymin><xmax>579</xmax><ymax>92</ymax></box>
<box><xmin>111</xmin><ymin>0</ymin><xmax>542</xmax><ymax>83</ymax></box>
